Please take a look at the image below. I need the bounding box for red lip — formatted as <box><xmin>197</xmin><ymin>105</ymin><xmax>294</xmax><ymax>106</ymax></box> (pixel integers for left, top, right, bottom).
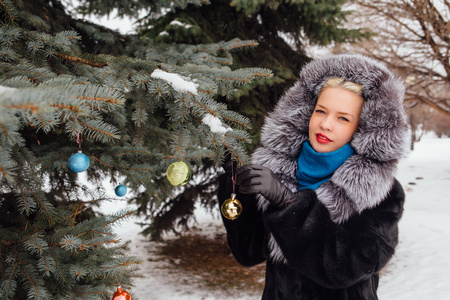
<box><xmin>316</xmin><ymin>133</ymin><xmax>332</xmax><ymax>144</ymax></box>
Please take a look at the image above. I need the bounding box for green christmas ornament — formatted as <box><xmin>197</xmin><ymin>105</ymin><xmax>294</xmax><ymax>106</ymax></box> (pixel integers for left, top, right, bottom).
<box><xmin>166</xmin><ymin>161</ymin><xmax>191</xmax><ymax>186</ymax></box>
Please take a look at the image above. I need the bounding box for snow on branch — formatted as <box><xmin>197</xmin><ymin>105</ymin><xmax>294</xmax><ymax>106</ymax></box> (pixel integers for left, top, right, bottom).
<box><xmin>151</xmin><ymin>69</ymin><xmax>198</xmax><ymax>95</ymax></box>
<box><xmin>0</xmin><ymin>85</ymin><xmax>18</xmax><ymax>96</ymax></box>
<box><xmin>202</xmin><ymin>114</ymin><xmax>231</xmax><ymax>133</ymax></box>
<box><xmin>170</xmin><ymin>20</ymin><xmax>193</xmax><ymax>29</ymax></box>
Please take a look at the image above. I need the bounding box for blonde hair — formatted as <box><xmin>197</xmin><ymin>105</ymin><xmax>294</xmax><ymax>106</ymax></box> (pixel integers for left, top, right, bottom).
<box><xmin>320</xmin><ymin>78</ymin><xmax>363</xmax><ymax>97</ymax></box>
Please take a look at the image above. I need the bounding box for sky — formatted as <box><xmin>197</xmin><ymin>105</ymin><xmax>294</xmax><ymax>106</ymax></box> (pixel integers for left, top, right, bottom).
<box><xmin>68</xmin><ymin>0</ymin><xmax>139</xmax><ymax>34</ymax></box>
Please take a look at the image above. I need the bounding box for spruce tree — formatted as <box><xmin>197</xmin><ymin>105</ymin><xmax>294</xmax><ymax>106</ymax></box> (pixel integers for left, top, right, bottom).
<box><xmin>0</xmin><ymin>0</ymin><xmax>271</xmax><ymax>298</ymax></box>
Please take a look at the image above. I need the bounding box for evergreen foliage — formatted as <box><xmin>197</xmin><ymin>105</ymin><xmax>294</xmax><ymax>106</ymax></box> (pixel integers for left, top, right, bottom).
<box><xmin>0</xmin><ymin>0</ymin><xmax>271</xmax><ymax>298</ymax></box>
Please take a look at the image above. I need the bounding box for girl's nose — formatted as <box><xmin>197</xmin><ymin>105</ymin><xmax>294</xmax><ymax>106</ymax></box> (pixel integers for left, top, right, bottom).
<box><xmin>320</xmin><ymin>116</ymin><xmax>333</xmax><ymax>131</ymax></box>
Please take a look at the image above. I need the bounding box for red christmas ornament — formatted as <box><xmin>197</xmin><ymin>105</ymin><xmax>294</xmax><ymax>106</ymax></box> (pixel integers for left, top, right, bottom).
<box><xmin>111</xmin><ymin>286</ymin><xmax>132</xmax><ymax>300</ymax></box>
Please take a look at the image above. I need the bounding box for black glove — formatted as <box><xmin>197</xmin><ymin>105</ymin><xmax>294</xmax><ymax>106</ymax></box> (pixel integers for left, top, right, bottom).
<box><xmin>236</xmin><ymin>164</ymin><xmax>295</xmax><ymax>207</ymax></box>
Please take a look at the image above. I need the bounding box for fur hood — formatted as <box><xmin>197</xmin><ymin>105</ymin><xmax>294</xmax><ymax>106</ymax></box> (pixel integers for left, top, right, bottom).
<box><xmin>252</xmin><ymin>54</ymin><xmax>410</xmax><ymax>224</ymax></box>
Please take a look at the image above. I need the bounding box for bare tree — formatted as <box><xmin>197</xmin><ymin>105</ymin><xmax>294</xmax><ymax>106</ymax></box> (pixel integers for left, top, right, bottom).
<box><xmin>337</xmin><ymin>0</ymin><xmax>449</xmax><ymax>116</ymax></box>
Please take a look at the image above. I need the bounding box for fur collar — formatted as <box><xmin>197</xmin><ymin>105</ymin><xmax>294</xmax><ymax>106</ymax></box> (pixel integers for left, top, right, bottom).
<box><xmin>252</xmin><ymin>54</ymin><xmax>410</xmax><ymax>224</ymax></box>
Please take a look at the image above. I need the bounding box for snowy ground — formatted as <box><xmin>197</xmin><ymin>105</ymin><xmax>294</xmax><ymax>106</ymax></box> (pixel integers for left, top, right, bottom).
<box><xmin>103</xmin><ymin>136</ymin><xmax>450</xmax><ymax>300</ymax></box>
<box><xmin>378</xmin><ymin>136</ymin><xmax>450</xmax><ymax>300</ymax></box>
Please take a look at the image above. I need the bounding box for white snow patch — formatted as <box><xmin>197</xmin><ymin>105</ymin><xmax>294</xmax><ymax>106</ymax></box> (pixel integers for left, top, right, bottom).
<box><xmin>170</xmin><ymin>20</ymin><xmax>193</xmax><ymax>29</ymax></box>
<box><xmin>202</xmin><ymin>114</ymin><xmax>232</xmax><ymax>134</ymax></box>
<box><xmin>0</xmin><ymin>85</ymin><xmax>18</xmax><ymax>96</ymax></box>
<box><xmin>151</xmin><ymin>69</ymin><xmax>198</xmax><ymax>95</ymax></box>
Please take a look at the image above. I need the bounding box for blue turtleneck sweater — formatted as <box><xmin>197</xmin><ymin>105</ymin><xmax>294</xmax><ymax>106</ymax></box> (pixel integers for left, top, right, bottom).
<box><xmin>297</xmin><ymin>141</ymin><xmax>355</xmax><ymax>190</ymax></box>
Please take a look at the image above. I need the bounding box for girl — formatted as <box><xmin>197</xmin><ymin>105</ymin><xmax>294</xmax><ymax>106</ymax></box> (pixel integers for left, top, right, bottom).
<box><xmin>218</xmin><ymin>54</ymin><xmax>409</xmax><ymax>300</ymax></box>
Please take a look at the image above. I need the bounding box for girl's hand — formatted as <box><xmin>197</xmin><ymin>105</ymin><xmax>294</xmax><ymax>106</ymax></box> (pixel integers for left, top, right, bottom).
<box><xmin>236</xmin><ymin>164</ymin><xmax>295</xmax><ymax>207</ymax></box>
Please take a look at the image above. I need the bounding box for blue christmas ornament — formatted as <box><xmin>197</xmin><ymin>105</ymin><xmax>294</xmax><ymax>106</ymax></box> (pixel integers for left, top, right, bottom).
<box><xmin>115</xmin><ymin>184</ymin><xmax>127</xmax><ymax>197</ymax></box>
<box><xmin>68</xmin><ymin>151</ymin><xmax>90</xmax><ymax>173</ymax></box>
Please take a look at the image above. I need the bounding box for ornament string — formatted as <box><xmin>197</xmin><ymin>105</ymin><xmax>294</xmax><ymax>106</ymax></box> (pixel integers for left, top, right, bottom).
<box><xmin>75</xmin><ymin>115</ymin><xmax>83</xmax><ymax>151</ymax></box>
<box><xmin>76</xmin><ymin>132</ymin><xmax>83</xmax><ymax>150</ymax></box>
<box><xmin>231</xmin><ymin>160</ymin><xmax>237</xmax><ymax>194</ymax></box>
<box><xmin>115</xmin><ymin>269</ymin><xmax>125</xmax><ymax>287</ymax></box>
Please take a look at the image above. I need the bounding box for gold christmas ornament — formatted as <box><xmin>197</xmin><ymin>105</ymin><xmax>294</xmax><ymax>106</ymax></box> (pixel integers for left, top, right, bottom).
<box><xmin>166</xmin><ymin>161</ymin><xmax>191</xmax><ymax>186</ymax></box>
<box><xmin>221</xmin><ymin>193</ymin><xmax>242</xmax><ymax>220</ymax></box>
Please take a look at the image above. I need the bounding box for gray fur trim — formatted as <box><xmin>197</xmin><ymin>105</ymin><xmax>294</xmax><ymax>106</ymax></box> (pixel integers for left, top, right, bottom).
<box><xmin>252</xmin><ymin>54</ymin><xmax>410</xmax><ymax>223</ymax></box>
<box><xmin>268</xmin><ymin>233</ymin><xmax>288</xmax><ymax>264</ymax></box>
<box><xmin>315</xmin><ymin>155</ymin><xmax>398</xmax><ymax>223</ymax></box>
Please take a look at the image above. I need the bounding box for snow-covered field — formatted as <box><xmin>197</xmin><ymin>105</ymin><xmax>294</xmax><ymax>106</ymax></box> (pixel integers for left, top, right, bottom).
<box><xmin>378</xmin><ymin>136</ymin><xmax>450</xmax><ymax>300</ymax></box>
<box><xmin>104</xmin><ymin>136</ymin><xmax>450</xmax><ymax>299</ymax></box>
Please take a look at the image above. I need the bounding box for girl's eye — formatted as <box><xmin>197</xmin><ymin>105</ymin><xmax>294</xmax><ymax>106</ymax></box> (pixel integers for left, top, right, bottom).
<box><xmin>315</xmin><ymin>109</ymin><xmax>325</xmax><ymax>115</ymax></box>
<box><xmin>339</xmin><ymin>117</ymin><xmax>349</xmax><ymax>122</ymax></box>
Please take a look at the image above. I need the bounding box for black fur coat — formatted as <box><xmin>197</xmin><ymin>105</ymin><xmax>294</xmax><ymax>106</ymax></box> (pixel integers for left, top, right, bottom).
<box><xmin>218</xmin><ymin>54</ymin><xmax>409</xmax><ymax>300</ymax></box>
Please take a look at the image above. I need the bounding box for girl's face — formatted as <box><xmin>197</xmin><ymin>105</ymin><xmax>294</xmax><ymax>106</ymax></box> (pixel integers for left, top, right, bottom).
<box><xmin>309</xmin><ymin>87</ymin><xmax>363</xmax><ymax>153</ymax></box>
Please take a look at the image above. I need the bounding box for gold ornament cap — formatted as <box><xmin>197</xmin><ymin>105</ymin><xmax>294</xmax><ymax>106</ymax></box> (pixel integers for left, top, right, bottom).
<box><xmin>221</xmin><ymin>193</ymin><xmax>242</xmax><ymax>220</ymax></box>
<box><xmin>167</xmin><ymin>161</ymin><xmax>191</xmax><ymax>186</ymax></box>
